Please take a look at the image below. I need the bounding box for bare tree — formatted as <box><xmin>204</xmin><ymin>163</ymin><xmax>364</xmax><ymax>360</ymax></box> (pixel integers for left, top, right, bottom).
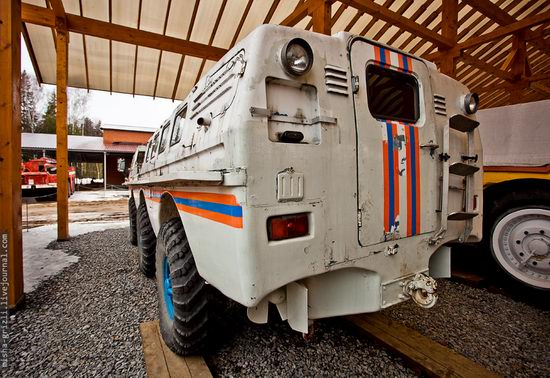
<box><xmin>20</xmin><ymin>70</ymin><xmax>43</xmax><ymax>133</ymax></box>
<box><xmin>68</xmin><ymin>88</ymin><xmax>89</xmax><ymax>135</ymax></box>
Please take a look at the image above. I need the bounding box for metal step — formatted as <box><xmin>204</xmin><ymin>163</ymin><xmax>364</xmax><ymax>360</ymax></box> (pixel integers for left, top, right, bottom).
<box><xmin>449</xmin><ymin>162</ymin><xmax>480</xmax><ymax>176</ymax></box>
<box><xmin>448</xmin><ymin>212</ymin><xmax>478</xmax><ymax>221</ymax></box>
<box><xmin>449</xmin><ymin>115</ymin><xmax>479</xmax><ymax>133</ymax></box>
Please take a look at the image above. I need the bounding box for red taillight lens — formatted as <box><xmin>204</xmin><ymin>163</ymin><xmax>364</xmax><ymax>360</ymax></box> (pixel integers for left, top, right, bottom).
<box><xmin>267</xmin><ymin>213</ymin><xmax>309</xmax><ymax>241</ymax></box>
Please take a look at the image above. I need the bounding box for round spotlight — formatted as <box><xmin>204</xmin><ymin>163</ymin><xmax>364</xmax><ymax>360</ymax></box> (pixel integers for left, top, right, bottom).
<box><xmin>463</xmin><ymin>93</ymin><xmax>479</xmax><ymax>114</ymax></box>
<box><xmin>280</xmin><ymin>38</ymin><xmax>314</xmax><ymax>76</ymax></box>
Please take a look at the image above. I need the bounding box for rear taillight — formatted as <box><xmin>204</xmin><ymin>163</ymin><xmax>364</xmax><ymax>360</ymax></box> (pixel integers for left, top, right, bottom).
<box><xmin>267</xmin><ymin>213</ymin><xmax>309</xmax><ymax>241</ymax></box>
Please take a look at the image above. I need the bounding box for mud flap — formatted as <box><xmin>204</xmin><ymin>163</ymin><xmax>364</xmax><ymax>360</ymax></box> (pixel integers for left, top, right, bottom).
<box><xmin>287</xmin><ymin>282</ymin><xmax>308</xmax><ymax>333</ymax></box>
<box><xmin>247</xmin><ymin>299</ymin><xmax>269</xmax><ymax>324</ymax></box>
<box><xmin>429</xmin><ymin>245</ymin><xmax>451</xmax><ymax>278</ymax></box>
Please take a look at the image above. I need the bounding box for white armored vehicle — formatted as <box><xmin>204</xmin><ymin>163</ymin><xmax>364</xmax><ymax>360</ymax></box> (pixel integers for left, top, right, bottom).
<box><xmin>127</xmin><ymin>25</ymin><xmax>483</xmax><ymax>355</ymax></box>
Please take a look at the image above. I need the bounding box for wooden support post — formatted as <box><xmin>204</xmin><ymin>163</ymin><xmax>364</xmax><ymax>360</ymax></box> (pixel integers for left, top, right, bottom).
<box><xmin>55</xmin><ymin>19</ymin><xmax>69</xmax><ymax>241</ymax></box>
<box><xmin>311</xmin><ymin>0</ymin><xmax>331</xmax><ymax>35</ymax></box>
<box><xmin>0</xmin><ymin>0</ymin><xmax>24</xmax><ymax>309</ymax></box>
<box><xmin>103</xmin><ymin>152</ymin><xmax>107</xmax><ymax>191</ymax></box>
<box><xmin>438</xmin><ymin>0</ymin><xmax>458</xmax><ymax>77</ymax></box>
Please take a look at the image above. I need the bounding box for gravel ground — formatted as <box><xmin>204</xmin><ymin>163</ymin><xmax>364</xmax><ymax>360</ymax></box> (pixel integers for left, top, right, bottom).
<box><xmin>7</xmin><ymin>228</ymin><xmax>158</xmax><ymax>377</ymax></box>
<box><xmin>384</xmin><ymin>280</ymin><xmax>550</xmax><ymax>377</ymax></box>
<box><xmin>6</xmin><ymin>227</ymin><xmax>549</xmax><ymax>377</ymax></box>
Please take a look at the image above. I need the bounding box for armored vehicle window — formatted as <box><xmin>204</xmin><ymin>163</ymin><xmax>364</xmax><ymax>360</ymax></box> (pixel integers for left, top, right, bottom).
<box><xmin>366</xmin><ymin>64</ymin><xmax>419</xmax><ymax>123</ymax></box>
<box><xmin>150</xmin><ymin>133</ymin><xmax>160</xmax><ymax>159</ymax></box>
<box><xmin>145</xmin><ymin>142</ymin><xmax>152</xmax><ymax>162</ymax></box>
<box><xmin>171</xmin><ymin>106</ymin><xmax>187</xmax><ymax>146</ymax></box>
<box><xmin>137</xmin><ymin>151</ymin><xmax>145</xmax><ymax>164</ymax></box>
<box><xmin>158</xmin><ymin>122</ymin><xmax>170</xmax><ymax>154</ymax></box>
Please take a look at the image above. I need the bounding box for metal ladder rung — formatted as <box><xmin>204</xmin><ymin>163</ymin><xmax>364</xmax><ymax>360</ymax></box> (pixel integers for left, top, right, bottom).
<box><xmin>449</xmin><ymin>115</ymin><xmax>479</xmax><ymax>133</ymax></box>
<box><xmin>448</xmin><ymin>212</ymin><xmax>478</xmax><ymax>221</ymax></box>
<box><xmin>449</xmin><ymin>162</ymin><xmax>480</xmax><ymax>176</ymax></box>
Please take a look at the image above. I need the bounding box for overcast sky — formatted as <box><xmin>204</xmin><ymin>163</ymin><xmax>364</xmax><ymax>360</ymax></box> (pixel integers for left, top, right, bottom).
<box><xmin>21</xmin><ymin>39</ymin><xmax>178</xmax><ymax>131</ymax></box>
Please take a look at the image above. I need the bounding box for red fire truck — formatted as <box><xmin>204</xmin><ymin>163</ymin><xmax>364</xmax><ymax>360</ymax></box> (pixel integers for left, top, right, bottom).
<box><xmin>21</xmin><ymin>157</ymin><xmax>76</xmax><ymax>198</ymax></box>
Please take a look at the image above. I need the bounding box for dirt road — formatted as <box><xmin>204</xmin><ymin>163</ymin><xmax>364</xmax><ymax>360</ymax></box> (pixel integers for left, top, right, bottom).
<box><xmin>21</xmin><ymin>190</ymin><xmax>129</xmax><ymax>229</ymax></box>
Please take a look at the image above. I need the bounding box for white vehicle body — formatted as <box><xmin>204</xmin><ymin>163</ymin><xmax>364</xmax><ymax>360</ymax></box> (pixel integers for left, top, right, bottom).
<box><xmin>127</xmin><ymin>25</ymin><xmax>483</xmax><ymax>333</ymax></box>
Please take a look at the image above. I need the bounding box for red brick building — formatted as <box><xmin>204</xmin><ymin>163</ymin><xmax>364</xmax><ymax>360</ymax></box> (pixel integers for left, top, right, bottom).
<box><xmin>22</xmin><ymin>124</ymin><xmax>156</xmax><ymax>187</ymax></box>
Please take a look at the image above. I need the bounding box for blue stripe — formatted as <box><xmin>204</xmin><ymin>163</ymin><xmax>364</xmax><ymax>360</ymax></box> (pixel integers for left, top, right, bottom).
<box><xmin>173</xmin><ymin>197</ymin><xmax>243</xmax><ymax>218</ymax></box>
<box><xmin>402</xmin><ymin>55</ymin><xmax>409</xmax><ymax>72</ymax></box>
<box><xmin>409</xmin><ymin>125</ymin><xmax>417</xmax><ymax>235</ymax></box>
<box><xmin>386</xmin><ymin>122</ymin><xmax>395</xmax><ymax>229</ymax></box>
<box><xmin>380</xmin><ymin>47</ymin><xmax>387</xmax><ymax>66</ymax></box>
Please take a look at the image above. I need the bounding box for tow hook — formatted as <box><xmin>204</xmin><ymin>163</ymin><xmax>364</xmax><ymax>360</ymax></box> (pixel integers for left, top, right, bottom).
<box><xmin>403</xmin><ymin>273</ymin><xmax>438</xmax><ymax>308</ymax></box>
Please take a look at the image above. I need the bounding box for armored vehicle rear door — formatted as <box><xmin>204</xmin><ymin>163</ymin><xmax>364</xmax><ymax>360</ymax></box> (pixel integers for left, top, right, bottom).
<box><xmin>350</xmin><ymin>39</ymin><xmax>439</xmax><ymax>247</ymax></box>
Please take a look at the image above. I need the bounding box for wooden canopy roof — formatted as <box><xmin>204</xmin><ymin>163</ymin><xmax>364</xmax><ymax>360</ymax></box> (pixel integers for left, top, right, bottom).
<box><xmin>22</xmin><ymin>0</ymin><xmax>550</xmax><ymax>109</ymax></box>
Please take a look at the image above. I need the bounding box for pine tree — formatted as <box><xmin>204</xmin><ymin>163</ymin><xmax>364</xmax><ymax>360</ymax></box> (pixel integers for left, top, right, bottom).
<box><xmin>37</xmin><ymin>92</ymin><xmax>57</xmax><ymax>134</ymax></box>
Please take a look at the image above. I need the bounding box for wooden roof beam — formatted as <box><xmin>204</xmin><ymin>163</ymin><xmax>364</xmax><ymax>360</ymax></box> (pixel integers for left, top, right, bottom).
<box><xmin>461</xmin><ymin>0</ymin><xmax>549</xmax><ymax>54</ymax></box>
<box><xmin>439</xmin><ymin>0</ymin><xmax>458</xmax><ymax>77</ymax></box>
<box><xmin>530</xmin><ymin>81</ymin><xmax>550</xmax><ymax>97</ymax></box>
<box><xmin>426</xmin><ymin>10</ymin><xmax>550</xmax><ymax>61</ymax></box>
<box><xmin>460</xmin><ymin>52</ymin><xmax>515</xmax><ymax>82</ymax></box>
<box><xmin>47</xmin><ymin>0</ymin><xmax>66</xmax><ymax>19</ymax></box>
<box><xmin>280</xmin><ymin>0</ymin><xmax>312</xmax><ymax>27</ymax></box>
<box><xmin>338</xmin><ymin>0</ymin><xmax>454</xmax><ymax>49</ymax></box>
<box><xmin>171</xmin><ymin>0</ymin><xmax>200</xmax><ymax>101</ymax></box>
<box><xmin>22</xmin><ymin>3</ymin><xmax>228</xmax><ymax>61</ymax></box>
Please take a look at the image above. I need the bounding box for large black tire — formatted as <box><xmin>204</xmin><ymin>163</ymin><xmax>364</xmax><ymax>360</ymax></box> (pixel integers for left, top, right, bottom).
<box><xmin>128</xmin><ymin>197</ymin><xmax>138</xmax><ymax>246</ymax></box>
<box><xmin>137</xmin><ymin>200</ymin><xmax>156</xmax><ymax>277</ymax></box>
<box><xmin>156</xmin><ymin>218</ymin><xmax>209</xmax><ymax>356</ymax></box>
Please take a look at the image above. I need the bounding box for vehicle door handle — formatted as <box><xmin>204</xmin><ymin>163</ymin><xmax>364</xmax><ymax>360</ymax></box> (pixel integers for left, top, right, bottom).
<box><xmin>420</xmin><ymin>142</ymin><xmax>439</xmax><ymax>150</ymax></box>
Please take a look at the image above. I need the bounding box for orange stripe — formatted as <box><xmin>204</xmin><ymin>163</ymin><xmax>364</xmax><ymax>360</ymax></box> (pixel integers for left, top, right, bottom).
<box><xmin>405</xmin><ymin>126</ymin><xmax>412</xmax><ymax>237</ymax></box>
<box><xmin>150</xmin><ymin>189</ymin><xmax>238</xmax><ymax>206</ymax></box>
<box><xmin>169</xmin><ymin>190</ymin><xmax>238</xmax><ymax>206</ymax></box>
<box><xmin>374</xmin><ymin>46</ymin><xmax>381</xmax><ymax>63</ymax></box>
<box><xmin>407</xmin><ymin>56</ymin><xmax>413</xmax><ymax>72</ymax></box>
<box><xmin>384</xmin><ymin>48</ymin><xmax>391</xmax><ymax>67</ymax></box>
<box><xmin>382</xmin><ymin>140</ymin><xmax>390</xmax><ymax>233</ymax></box>
<box><xmin>392</xmin><ymin>123</ymin><xmax>400</xmax><ymax>224</ymax></box>
<box><xmin>414</xmin><ymin>127</ymin><xmax>421</xmax><ymax>233</ymax></box>
<box><xmin>176</xmin><ymin>203</ymin><xmax>243</xmax><ymax>228</ymax></box>
<box><xmin>397</xmin><ymin>54</ymin><xmax>404</xmax><ymax>71</ymax></box>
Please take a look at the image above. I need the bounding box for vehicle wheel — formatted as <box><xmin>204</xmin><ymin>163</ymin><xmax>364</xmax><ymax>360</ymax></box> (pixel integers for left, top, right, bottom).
<box><xmin>156</xmin><ymin>217</ymin><xmax>209</xmax><ymax>356</ymax></box>
<box><xmin>137</xmin><ymin>200</ymin><xmax>156</xmax><ymax>277</ymax></box>
<box><xmin>128</xmin><ymin>197</ymin><xmax>138</xmax><ymax>246</ymax></box>
<box><xmin>490</xmin><ymin>206</ymin><xmax>550</xmax><ymax>290</ymax></box>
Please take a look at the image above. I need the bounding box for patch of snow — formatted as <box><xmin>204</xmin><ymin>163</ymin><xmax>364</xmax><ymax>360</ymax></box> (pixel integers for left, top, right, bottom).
<box><xmin>70</xmin><ymin>190</ymin><xmax>128</xmax><ymax>202</ymax></box>
<box><xmin>23</xmin><ymin>220</ymin><xmax>128</xmax><ymax>293</ymax></box>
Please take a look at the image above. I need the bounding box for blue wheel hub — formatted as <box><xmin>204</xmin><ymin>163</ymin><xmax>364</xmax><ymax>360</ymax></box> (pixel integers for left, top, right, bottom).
<box><xmin>163</xmin><ymin>256</ymin><xmax>174</xmax><ymax>320</ymax></box>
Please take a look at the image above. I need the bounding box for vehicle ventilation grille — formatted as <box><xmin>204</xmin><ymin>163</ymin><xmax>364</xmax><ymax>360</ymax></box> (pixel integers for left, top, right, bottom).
<box><xmin>325</xmin><ymin>64</ymin><xmax>349</xmax><ymax>96</ymax></box>
<box><xmin>434</xmin><ymin>94</ymin><xmax>447</xmax><ymax>116</ymax></box>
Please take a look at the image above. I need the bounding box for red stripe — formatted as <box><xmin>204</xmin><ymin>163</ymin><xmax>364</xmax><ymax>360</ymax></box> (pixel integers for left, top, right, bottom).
<box><xmin>405</xmin><ymin>126</ymin><xmax>413</xmax><ymax>237</ymax></box>
<box><xmin>407</xmin><ymin>56</ymin><xmax>413</xmax><ymax>72</ymax></box>
<box><xmin>382</xmin><ymin>140</ymin><xmax>390</xmax><ymax>232</ymax></box>
<box><xmin>414</xmin><ymin>127</ymin><xmax>421</xmax><ymax>233</ymax></box>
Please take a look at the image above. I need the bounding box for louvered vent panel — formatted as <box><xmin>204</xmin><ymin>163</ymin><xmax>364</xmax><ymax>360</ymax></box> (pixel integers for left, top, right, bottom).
<box><xmin>325</xmin><ymin>64</ymin><xmax>349</xmax><ymax>96</ymax></box>
<box><xmin>434</xmin><ymin>94</ymin><xmax>447</xmax><ymax>116</ymax></box>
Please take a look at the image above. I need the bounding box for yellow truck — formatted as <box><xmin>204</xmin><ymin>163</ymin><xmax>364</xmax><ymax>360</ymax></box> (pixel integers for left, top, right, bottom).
<box><xmin>478</xmin><ymin>99</ymin><xmax>550</xmax><ymax>290</ymax></box>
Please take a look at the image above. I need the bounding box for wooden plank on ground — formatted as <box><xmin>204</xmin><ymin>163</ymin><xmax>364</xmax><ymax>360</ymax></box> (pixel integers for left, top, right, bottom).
<box><xmin>347</xmin><ymin>313</ymin><xmax>499</xmax><ymax>378</ymax></box>
<box><xmin>140</xmin><ymin>320</ymin><xmax>212</xmax><ymax>378</ymax></box>
<box><xmin>451</xmin><ymin>270</ymin><xmax>488</xmax><ymax>287</ymax></box>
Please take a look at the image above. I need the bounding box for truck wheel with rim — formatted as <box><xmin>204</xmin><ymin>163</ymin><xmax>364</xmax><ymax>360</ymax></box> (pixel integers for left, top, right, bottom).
<box><xmin>486</xmin><ymin>186</ymin><xmax>550</xmax><ymax>290</ymax></box>
<box><xmin>137</xmin><ymin>200</ymin><xmax>156</xmax><ymax>277</ymax></box>
<box><xmin>128</xmin><ymin>197</ymin><xmax>138</xmax><ymax>246</ymax></box>
<box><xmin>490</xmin><ymin>206</ymin><xmax>550</xmax><ymax>290</ymax></box>
<box><xmin>156</xmin><ymin>217</ymin><xmax>209</xmax><ymax>356</ymax></box>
